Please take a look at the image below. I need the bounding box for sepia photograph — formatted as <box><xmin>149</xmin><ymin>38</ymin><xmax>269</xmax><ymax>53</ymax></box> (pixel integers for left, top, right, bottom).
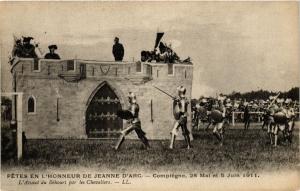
<box><xmin>0</xmin><ymin>1</ymin><xmax>299</xmax><ymax>191</ymax></box>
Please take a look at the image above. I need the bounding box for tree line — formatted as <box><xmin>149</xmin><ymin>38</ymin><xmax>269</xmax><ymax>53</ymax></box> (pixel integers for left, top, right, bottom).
<box><xmin>227</xmin><ymin>87</ymin><xmax>299</xmax><ymax>101</ymax></box>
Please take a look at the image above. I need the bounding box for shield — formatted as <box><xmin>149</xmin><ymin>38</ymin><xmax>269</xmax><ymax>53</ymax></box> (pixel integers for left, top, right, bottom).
<box><xmin>117</xmin><ymin>110</ymin><xmax>134</xmax><ymax>120</ymax></box>
<box><xmin>100</xmin><ymin>65</ymin><xmax>111</xmax><ymax>75</ymax></box>
<box><xmin>210</xmin><ymin>110</ymin><xmax>223</xmax><ymax>123</ymax></box>
<box><xmin>274</xmin><ymin>112</ymin><xmax>287</xmax><ymax>124</ymax></box>
<box><xmin>197</xmin><ymin>106</ymin><xmax>207</xmax><ymax>120</ymax></box>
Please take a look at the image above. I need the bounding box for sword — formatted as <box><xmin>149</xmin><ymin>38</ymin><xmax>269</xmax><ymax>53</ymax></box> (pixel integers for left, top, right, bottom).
<box><xmin>153</xmin><ymin>86</ymin><xmax>175</xmax><ymax>99</ymax></box>
<box><xmin>267</xmin><ymin>92</ymin><xmax>280</xmax><ymax>109</ymax></box>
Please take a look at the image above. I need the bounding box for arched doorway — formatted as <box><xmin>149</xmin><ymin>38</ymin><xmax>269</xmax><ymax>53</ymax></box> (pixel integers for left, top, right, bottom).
<box><xmin>86</xmin><ymin>83</ymin><xmax>123</xmax><ymax>138</ymax></box>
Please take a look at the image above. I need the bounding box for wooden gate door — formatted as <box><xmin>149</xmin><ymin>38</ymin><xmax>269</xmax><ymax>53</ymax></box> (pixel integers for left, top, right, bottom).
<box><xmin>86</xmin><ymin>84</ymin><xmax>123</xmax><ymax>138</ymax></box>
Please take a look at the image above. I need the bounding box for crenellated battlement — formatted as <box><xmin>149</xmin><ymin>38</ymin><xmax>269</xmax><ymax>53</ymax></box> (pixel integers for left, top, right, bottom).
<box><xmin>12</xmin><ymin>59</ymin><xmax>193</xmax><ymax>84</ymax></box>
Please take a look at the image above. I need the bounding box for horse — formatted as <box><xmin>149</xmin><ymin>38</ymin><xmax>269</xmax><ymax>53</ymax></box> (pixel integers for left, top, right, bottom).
<box><xmin>264</xmin><ymin>106</ymin><xmax>295</xmax><ymax>147</ymax></box>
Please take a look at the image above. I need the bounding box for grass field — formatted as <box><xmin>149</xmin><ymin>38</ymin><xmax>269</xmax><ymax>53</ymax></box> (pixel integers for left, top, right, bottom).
<box><xmin>1</xmin><ymin>123</ymin><xmax>299</xmax><ymax>173</ymax></box>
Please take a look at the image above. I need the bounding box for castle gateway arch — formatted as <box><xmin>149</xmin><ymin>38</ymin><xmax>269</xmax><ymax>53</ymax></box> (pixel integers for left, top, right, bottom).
<box><xmin>85</xmin><ymin>82</ymin><xmax>123</xmax><ymax>138</ymax></box>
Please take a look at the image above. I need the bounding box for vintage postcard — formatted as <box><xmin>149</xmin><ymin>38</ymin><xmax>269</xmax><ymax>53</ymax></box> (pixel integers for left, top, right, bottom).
<box><xmin>0</xmin><ymin>1</ymin><xmax>299</xmax><ymax>191</ymax></box>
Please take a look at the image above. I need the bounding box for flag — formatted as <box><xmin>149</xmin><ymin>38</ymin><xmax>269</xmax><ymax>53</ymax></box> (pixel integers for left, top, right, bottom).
<box><xmin>154</xmin><ymin>32</ymin><xmax>164</xmax><ymax>49</ymax></box>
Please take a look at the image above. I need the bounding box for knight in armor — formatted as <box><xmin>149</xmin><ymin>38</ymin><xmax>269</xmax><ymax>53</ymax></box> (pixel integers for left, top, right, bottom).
<box><xmin>20</xmin><ymin>37</ymin><xmax>37</xmax><ymax>58</ymax></box>
<box><xmin>114</xmin><ymin>92</ymin><xmax>150</xmax><ymax>150</ymax></box>
<box><xmin>112</xmin><ymin>37</ymin><xmax>124</xmax><ymax>61</ymax></box>
<box><xmin>264</xmin><ymin>95</ymin><xmax>278</xmax><ymax>145</ymax></box>
<box><xmin>272</xmin><ymin>100</ymin><xmax>295</xmax><ymax>146</ymax></box>
<box><xmin>44</xmin><ymin>45</ymin><xmax>61</xmax><ymax>59</ymax></box>
<box><xmin>211</xmin><ymin>99</ymin><xmax>226</xmax><ymax>145</ymax></box>
<box><xmin>265</xmin><ymin>97</ymin><xmax>288</xmax><ymax>146</ymax></box>
<box><xmin>194</xmin><ymin>99</ymin><xmax>209</xmax><ymax>131</ymax></box>
<box><xmin>265</xmin><ymin>105</ymin><xmax>276</xmax><ymax>145</ymax></box>
<box><xmin>169</xmin><ymin>86</ymin><xmax>192</xmax><ymax>149</ymax></box>
<box><xmin>283</xmin><ymin>100</ymin><xmax>295</xmax><ymax>143</ymax></box>
<box><xmin>272</xmin><ymin>100</ymin><xmax>287</xmax><ymax>147</ymax></box>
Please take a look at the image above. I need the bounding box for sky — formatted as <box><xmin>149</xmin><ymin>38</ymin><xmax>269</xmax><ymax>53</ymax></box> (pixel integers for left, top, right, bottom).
<box><xmin>1</xmin><ymin>2</ymin><xmax>299</xmax><ymax>98</ymax></box>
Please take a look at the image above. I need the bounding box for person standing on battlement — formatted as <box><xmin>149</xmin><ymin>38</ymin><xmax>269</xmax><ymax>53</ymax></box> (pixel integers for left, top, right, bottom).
<box><xmin>112</xmin><ymin>37</ymin><xmax>124</xmax><ymax>61</ymax></box>
<box><xmin>20</xmin><ymin>37</ymin><xmax>38</xmax><ymax>58</ymax></box>
<box><xmin>44</xmin><ymin>45</ymin><xmax>61</xmax><ymax>59</ymax></box>
<box><xmin>12</xmin><ymin>39</ymin><xmax>23</xmax><ymax>57</ymax></box>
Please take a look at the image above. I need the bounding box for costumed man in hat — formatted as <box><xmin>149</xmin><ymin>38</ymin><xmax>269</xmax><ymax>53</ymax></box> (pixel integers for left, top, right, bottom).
<box><xmin>44</xmin><ymin>45</ymin><xmax>61</xmax><ymax>59</ymax></box>
<box><xmin>12</xmin><ymin>39</ymin><xmax>23</xmax><ymax>57</ymax></box>
<box><xmin>9</xmin><ymin>38</ymin><xmax>23</xmax><ymax>65</ymax></box>
<box><xmin>114</xmin><ymin>92</ymin><xmax>150</xmax><ymax>150</ymax></box>
<box><xmin>169</xmin><ymin>86</ymin><xmax>192</xmax><ymax>149</ymax></box>
<box><xmin>211</xmin><ymin>99</ymin><xmax>226</xmax><ymax>145</ymax></box>
<box><xmin>20</xmin><ymin>37</ymin><xmax>37</xmax><ymax>58</ymax></box>
<box><xmin>112</xmin><ymin>37</ymin><xmax>124</xmax><ymax>61</ymax></box>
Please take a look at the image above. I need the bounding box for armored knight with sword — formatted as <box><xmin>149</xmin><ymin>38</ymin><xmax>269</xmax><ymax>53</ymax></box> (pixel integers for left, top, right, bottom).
<box><xmin>170</xmin><ymin>86</ymin><xmax>192</xmax><ymax>149</ymax></box>
<box><xmin>153</xmin><ymin>85</ymin><xmax>192</xmax><ymax>149</ymax></box>
<box><xmin>114</xmin><ymin>92</ymin><xmax>150</xmax><ymax>150</ymax></box>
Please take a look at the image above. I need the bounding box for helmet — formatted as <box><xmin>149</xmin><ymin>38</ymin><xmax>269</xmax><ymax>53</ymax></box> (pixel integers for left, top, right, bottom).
<box><xmin>177</xmin><ymin>86</ymin><xmax>186</xmax><ymax>98</ymax></box>
<box><xmin>200</xmin><ymin>98</ymin><xmax>207</xmax><ymax>103</ymax></box>
<box><xmin>128</xmin><ymin>92</ymin><xmax>137</xmax><ymax>103</ymax></box>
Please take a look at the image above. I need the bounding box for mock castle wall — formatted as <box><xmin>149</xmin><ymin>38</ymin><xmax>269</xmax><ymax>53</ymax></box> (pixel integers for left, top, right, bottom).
<box><xmin>11</xmin><ymin>58</ymin><xmax>193</xmax><ymax>139</ymax></box>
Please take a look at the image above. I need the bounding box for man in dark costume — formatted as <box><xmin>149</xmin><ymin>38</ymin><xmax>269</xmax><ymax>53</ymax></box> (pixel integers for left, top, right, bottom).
<box><xmin>112</xmin><ymin>37</ymin><xmax>124</xmax><ymax>61</ymax></box>
<box><xmin>9</xmin><ymin>39</ymin><xmax>23</xmax><ymax>65</ymax></box>
<box><xmin>44</xmin><ymin>45</ymin><xmax>61</xmax><ymax>59</ymax></box>
<box><xmin>114</xmin><ymin>92</ymin><xmax>150</xmax><ymax>150</ymax></box>
<box><xmin>169</xmin><ymin>86</ymin><xmax>192</xmax><ymax>149</ymax></box>
<box><xmin>20</xmin><ymin>37</ymin><xmax>37</xmax><ymax>58</ymax></box>
<box><xmin>12</xmin><ymin>39</ymin><xmax>23</xmax><ymax>57</ymax></box>
<box><xmin>243</xmin><ymin>103</ymin><xmax>251</xmax><ymax>130</ymax></box>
